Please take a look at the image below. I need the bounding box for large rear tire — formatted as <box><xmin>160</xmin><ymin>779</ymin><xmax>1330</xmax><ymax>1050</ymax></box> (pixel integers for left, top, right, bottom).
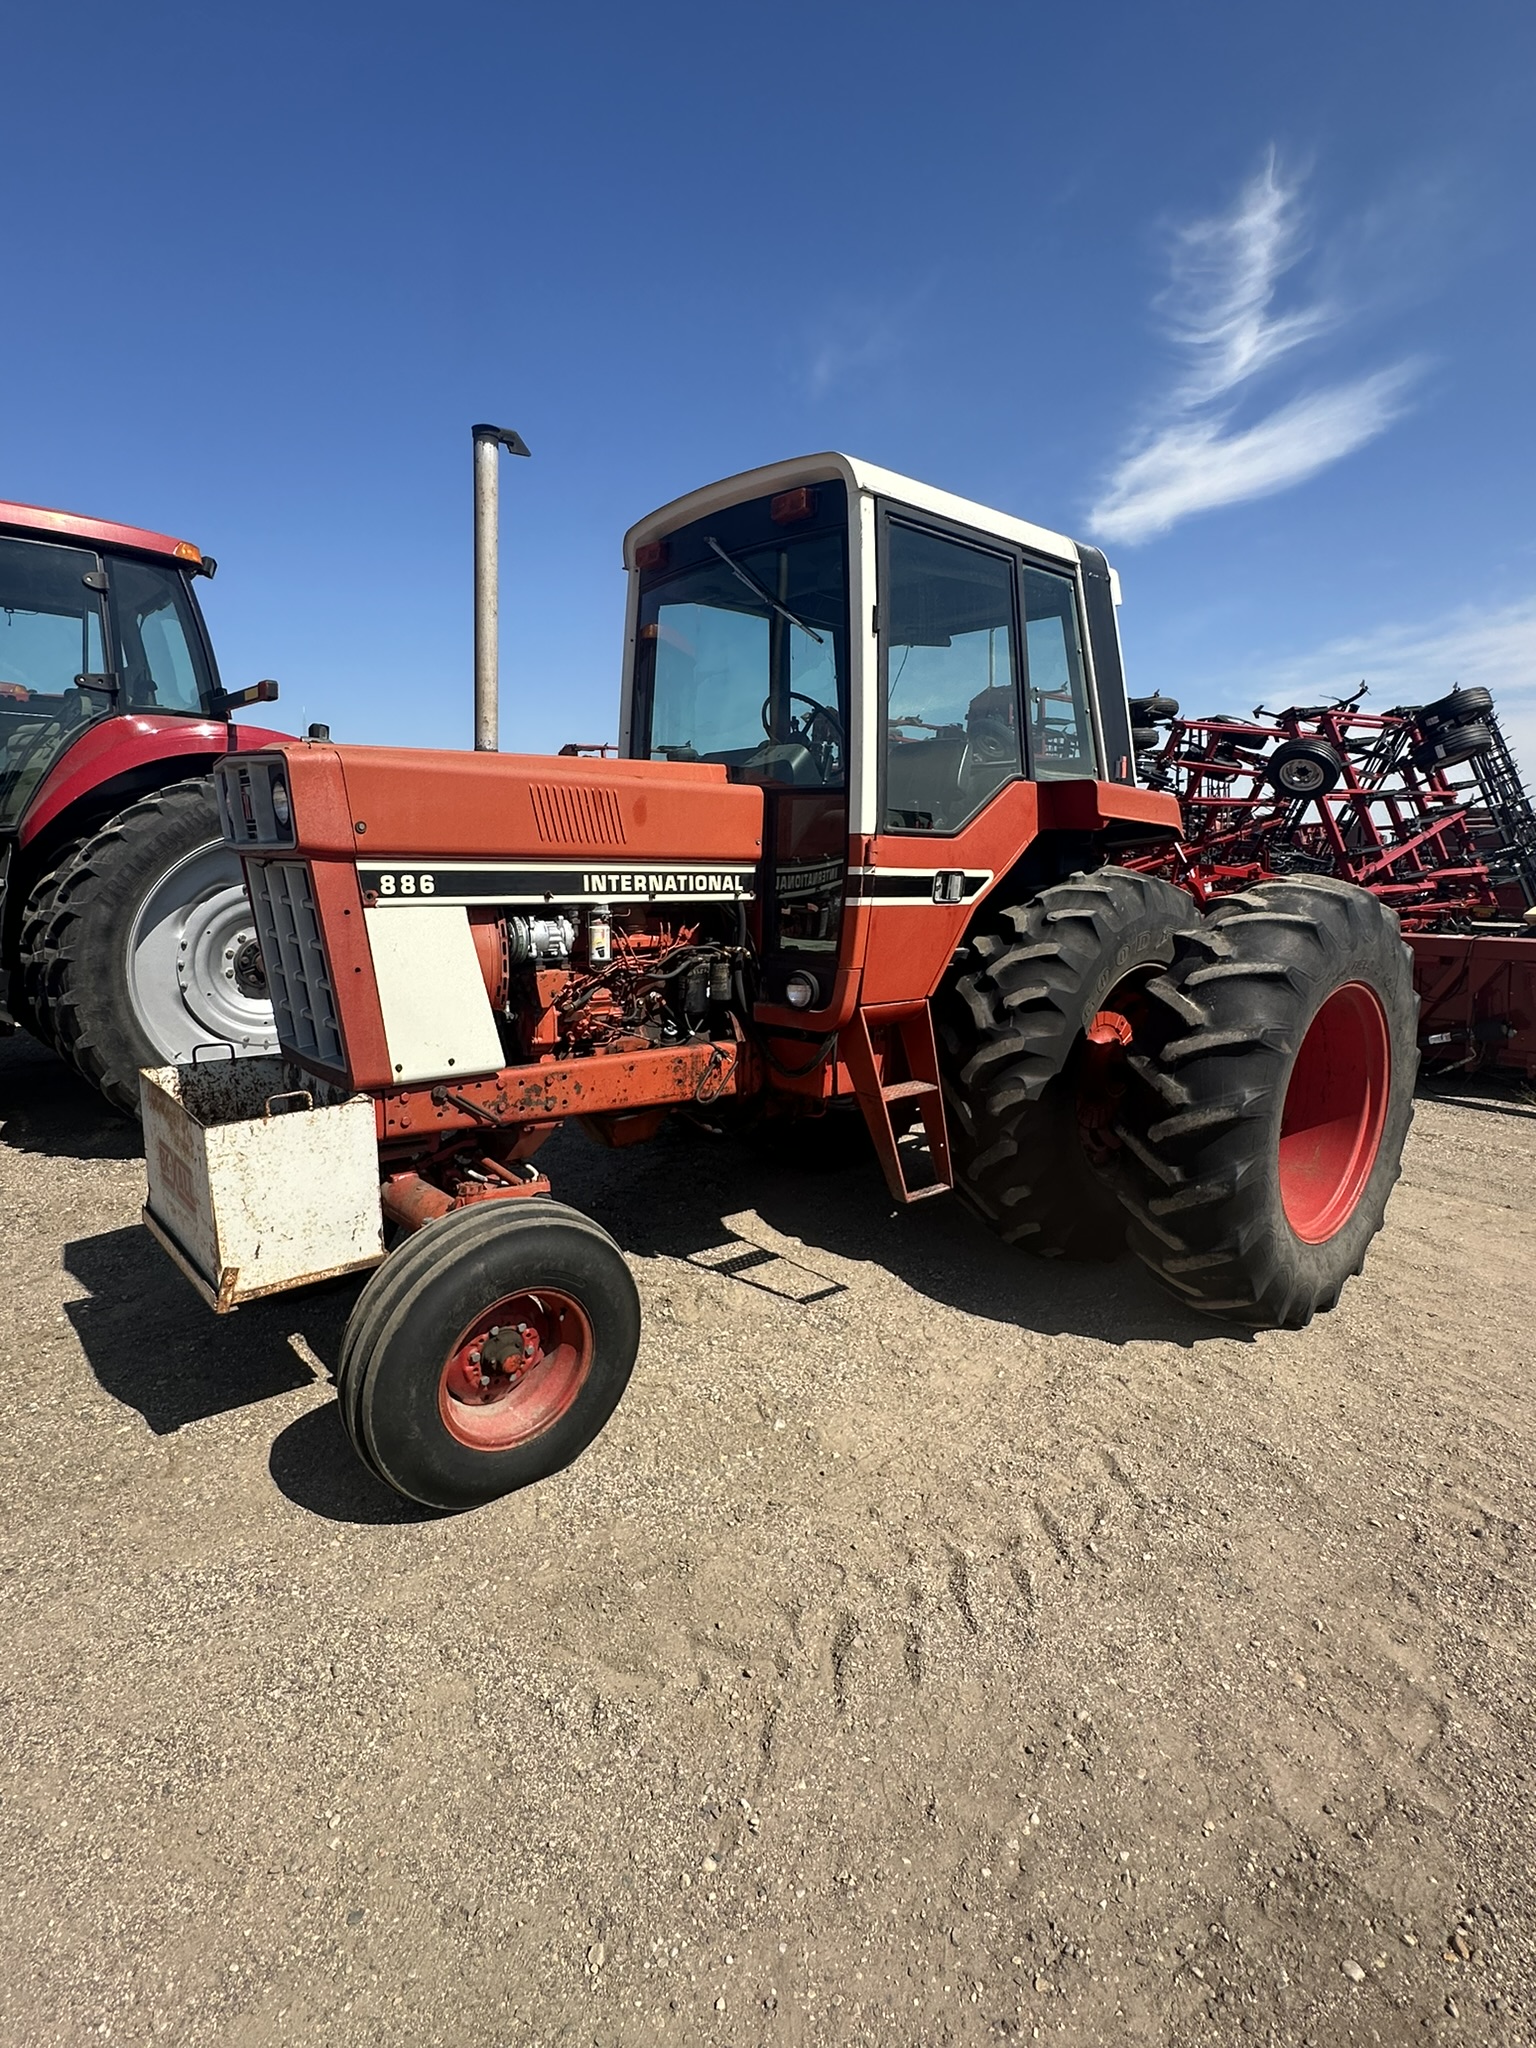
<box><xmin>42</xmin><ymin>779</ymin><xmax>277</xmax><ymax>1114</ymax></box>
<box><xmin>936</xmin><ymin>867</ymin><xmax>1200</xmax><ymax>1258</ymax></box>
<box><xmin>15</xmin><ymin>839</ymin><xmax>86</xmax><ymax>1045</ymax></box>
<box><xmin>1113</xmin><ymin>878</ymin><xmax>1417</xmax><ymax>1327</ymax></box>
<box><xmin>338</xmin><ymin>1201</ymin><xmax>642</xmax><ymax>1511</ymax></box>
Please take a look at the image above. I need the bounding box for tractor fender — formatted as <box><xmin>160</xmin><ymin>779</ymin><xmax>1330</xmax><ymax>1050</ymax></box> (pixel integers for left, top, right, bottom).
<box><xmin>3</xmin><ymin>716</ymin><xmax>291</xmax><ymax>970</ymax></box>
<box><xmin>19</xmin><ymin>714</ymin><xmax>290</xmax><ymax>851</ymax></box>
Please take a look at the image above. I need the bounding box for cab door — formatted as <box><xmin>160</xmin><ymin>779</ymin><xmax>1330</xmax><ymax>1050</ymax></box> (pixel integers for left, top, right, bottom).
<box><xmin>858</xmin><ymin>509</ymin><xmax>1102</xmax><ymax>1007</ymax></box>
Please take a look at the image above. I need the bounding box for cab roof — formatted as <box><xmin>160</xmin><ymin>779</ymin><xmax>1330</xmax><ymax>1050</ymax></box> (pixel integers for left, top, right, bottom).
<box><xmin>0</xmin><ymin>498</ymin><xmax>205</xmax><ymax>567</ymax></box>
<box><xmin>623</xmin><ymin>452</ymin><xmax>1084</xmax><ymax>573</ymax></box>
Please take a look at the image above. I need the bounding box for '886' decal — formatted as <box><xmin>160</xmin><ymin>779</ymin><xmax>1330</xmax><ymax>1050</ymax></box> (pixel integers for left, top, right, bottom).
<box><xmin>376</xmin><ymin>872</ymin><xmax>435</xmax><ymax>895</ymax></box>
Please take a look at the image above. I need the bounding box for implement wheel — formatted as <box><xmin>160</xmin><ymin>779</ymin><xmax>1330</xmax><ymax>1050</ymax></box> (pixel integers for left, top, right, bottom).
<box><xmin>337</xmin><ymin>1201</ymin><xmax>641</xmax><ymax>1511</ymax></box>
<box><xmin>936</xmin><ymin>867</ymin><xmax>1199</xmax><ymax>1258</ymax></box>
<box><xmin>1113</xmin><ymin>877</ymin><xmax>1417</xmax><ymax>1328</ymax></box>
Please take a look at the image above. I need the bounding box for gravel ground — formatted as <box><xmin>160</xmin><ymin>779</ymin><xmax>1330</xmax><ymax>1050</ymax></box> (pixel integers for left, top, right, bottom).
<box><xmin>0</xmin><ymin>1029</ymin><xmax>1532</xmax><ymax>2048</ymax></box>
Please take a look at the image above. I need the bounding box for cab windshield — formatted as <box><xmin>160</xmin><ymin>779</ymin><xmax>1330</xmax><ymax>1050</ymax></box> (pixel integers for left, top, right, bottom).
<box><xmin>0</xmin><ymin>535</ymin><xmax>218</xmax><ymax>830</ymax></box>
<box><xmin>633</xmin><ymin>488</ymin><xmax>848</xmax><ymax>788</ymax></box>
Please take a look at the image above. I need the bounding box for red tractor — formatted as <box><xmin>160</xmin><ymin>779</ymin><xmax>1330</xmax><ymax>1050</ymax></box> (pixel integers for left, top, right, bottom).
<box><xmin>143</xmin><ymin>453</ymin><xmax>1419</xmax><ymax>1511</ymax></box>
<box><xmin>0</xmin><ymin>499</ymin><xmax>293</xmax><ymax>1111</ymax></box>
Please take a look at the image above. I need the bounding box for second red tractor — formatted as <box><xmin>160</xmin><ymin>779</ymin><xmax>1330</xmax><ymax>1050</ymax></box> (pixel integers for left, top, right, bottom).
<box><xmin>0</xmin><ymin>498</ymin><xmax>290</xmax><ymax>1111</ymax></box>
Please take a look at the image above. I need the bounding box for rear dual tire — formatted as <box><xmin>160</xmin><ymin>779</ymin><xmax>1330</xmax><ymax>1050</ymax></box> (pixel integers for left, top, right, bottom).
<box><xmin>1112</xmin><ymin>878</ymin><xmax>1417</xmax><ymax>1328</ymax></box>
<box><xmin>936</xmin><ymin>867</ymin><xmax>1198</xmax><ymax>1258</ymax></box>
<box><xmin>939</xmin><ymin>869</ymin><xmax>1415</xmax><ymax>1327</ymax></box>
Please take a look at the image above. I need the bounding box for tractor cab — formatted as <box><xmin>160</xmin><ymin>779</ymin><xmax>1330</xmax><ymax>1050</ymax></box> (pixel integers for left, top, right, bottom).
<box><xmin>619</xmin><ymin>453</ymin><xmax>1146</xmax><ymax>1016</ymax></box>
<box><xmin>0</xmin><ymin>502</ymin><xmax>224</xmax><ymax>835</ymax></box>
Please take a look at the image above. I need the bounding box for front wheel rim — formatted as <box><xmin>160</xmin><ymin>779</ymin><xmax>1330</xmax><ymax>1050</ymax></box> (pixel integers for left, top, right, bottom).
<box><xmin>1278</xmin><ymin>981</ymin><xmax>1391</xmax><ymax>1243</ymax></box>
<box><xmin>438</xmin><ymin>1288</ymin><xmax>595</xmax><ymax>1452</ymax></box>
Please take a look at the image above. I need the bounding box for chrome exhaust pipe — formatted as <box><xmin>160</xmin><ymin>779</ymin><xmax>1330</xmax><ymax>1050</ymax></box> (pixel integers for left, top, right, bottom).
<box><xmin>471</xmin><ymin>423</ymin><xmax>530</xmax><ymax>752</ymax></box>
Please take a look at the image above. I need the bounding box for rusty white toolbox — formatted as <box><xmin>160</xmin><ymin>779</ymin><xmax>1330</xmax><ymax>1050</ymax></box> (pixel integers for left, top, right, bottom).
<box><xmin>141</xmin><ymin>1057</ymin><xmax>386</xmax><ymax>1311</ymax></box>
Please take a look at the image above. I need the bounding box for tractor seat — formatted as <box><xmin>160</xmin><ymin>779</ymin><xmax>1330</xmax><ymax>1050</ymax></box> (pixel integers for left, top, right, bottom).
<box><xmin>884</xmin><ymin>734</ymin><xmax>969</xmax><ymax>831</ymax></box>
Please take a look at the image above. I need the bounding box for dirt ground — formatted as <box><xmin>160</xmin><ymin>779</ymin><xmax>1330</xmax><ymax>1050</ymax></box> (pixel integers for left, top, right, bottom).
<box><xmin>0</xmin><ymin>1030</ymin><xmax>1533</xmax><ymax>2048</ymax></box>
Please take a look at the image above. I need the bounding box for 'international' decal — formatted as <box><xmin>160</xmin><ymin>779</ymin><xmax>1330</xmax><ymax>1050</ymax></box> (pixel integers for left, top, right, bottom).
<box><xmin>359</xmin><ymin>860</ymin><xmax>755</xmax><ymax>905</ymax></box>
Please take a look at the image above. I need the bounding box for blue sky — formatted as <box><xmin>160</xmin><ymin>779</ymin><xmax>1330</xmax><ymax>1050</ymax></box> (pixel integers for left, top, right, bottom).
<box><xmin>6</xmin><ymin>3</ymin><xmax>1536</xmax><ymax>764</ymax></box>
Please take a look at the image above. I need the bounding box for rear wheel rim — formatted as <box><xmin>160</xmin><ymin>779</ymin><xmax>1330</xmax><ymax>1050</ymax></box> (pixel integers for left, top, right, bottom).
<box><xmin>1278</xmin><ymin>982</ymin><xmax>1391</xmax><ymax>1243</ymax></box>
<box><xmin>126</xmin><ymin>840</ymin><xmax>279</xmax><ymax>1058</ymax></box>
<box><xmin>438</xmin><ymin>1288</ymin><xmax>594</xmax><ymax>1452</ymax></box>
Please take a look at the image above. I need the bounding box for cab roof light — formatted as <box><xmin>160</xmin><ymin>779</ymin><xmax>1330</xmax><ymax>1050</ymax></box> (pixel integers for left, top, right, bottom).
<box><xmin>771</xmin><ymin>487</ymin><xmax>816</xmax><ymax>525</ymax></box>
<box><xmin>173</xmin><ymin>538</ymin><xmax>217</xmax><ymax>577</ymax></box>
<box><xmin>634</xmin><ymin>540</ymin><xmax>667</xmax><ymax>571</ymax></box>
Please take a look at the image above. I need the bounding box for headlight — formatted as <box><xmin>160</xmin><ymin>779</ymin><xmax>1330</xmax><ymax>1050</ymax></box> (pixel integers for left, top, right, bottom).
<box><xmin>271</xmin><ymin>779</ymin><xmax>291</xmax><ymax>829</ymax></box>
<box><xmin>784</xmin><ymin>971</ymin><xmax>818</xmax><ymax>1010</ymax></box>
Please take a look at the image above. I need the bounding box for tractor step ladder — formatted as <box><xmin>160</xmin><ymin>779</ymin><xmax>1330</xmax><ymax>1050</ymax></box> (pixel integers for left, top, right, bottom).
<box><xmin>844</xmin><ymin>1003</ymin><xmax>953</xmax><ymax>1204</ymax></box>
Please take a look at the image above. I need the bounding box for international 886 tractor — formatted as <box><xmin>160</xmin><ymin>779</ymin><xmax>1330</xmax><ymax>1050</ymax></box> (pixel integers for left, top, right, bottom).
<box><xmin>141</xmin><ymin>452</ymin><xmax>1417</xmax><ymax>1512</ymax></box>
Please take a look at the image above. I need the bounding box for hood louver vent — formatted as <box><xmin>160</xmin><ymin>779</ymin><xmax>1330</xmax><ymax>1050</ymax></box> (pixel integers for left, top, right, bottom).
<box><xmin>529</xmin><ymin>782</ymin><xmax>627</xmax><ymax>848</ymax></box>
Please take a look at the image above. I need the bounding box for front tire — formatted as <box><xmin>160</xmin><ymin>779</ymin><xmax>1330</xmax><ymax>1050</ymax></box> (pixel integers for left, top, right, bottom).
<box><xmin>1113</xmin><ymin>878</ymin><xmax>1417</xmax><ymax>1328</ymax></box>
<box><xmin>338</xmin><ymin>1201</ymin><xmax>642</xmax><ymax>1511</ymax></box>
<box><xmin>42</xmin><ymin>779</ymin><xmax>277</xmax><ymax>1114</ymax></box>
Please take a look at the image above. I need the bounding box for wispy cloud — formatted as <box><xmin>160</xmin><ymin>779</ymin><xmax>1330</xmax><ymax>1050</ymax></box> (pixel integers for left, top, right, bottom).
<box><xmin>807</xmin><ymin>315</ymin><xmax>903</xmax><ymax>398</ymax></box>
<box><xmin>1090</xmin><ymin>154</ymin><xmax>1422</xmax><ymax>545</ymax></box>
<box><xmin>803</xmin><ymin>275</ymin><xmax>942</xmax><ymax>398</ymax></box>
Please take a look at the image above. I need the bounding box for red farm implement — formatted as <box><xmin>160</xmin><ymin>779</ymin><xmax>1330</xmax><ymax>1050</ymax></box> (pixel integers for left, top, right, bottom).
<box><xmin>1129</xmin><ymin>685</ymin><xmax>1536</xmax><ymax>1078</ymax></box>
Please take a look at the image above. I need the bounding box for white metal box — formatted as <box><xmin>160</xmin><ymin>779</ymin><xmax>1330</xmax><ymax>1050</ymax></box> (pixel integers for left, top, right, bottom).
<box><xmin>141</xmin><ymin>1058</ymin><xmax>385</xmax><ymax>1312</ymax></box>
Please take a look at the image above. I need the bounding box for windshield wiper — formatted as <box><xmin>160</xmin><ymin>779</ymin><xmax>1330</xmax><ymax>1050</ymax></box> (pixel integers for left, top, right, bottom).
<box><xmin>705</xmin><ymin>537</ymin><xmax>824</xmax><ymax>644</ymax></box>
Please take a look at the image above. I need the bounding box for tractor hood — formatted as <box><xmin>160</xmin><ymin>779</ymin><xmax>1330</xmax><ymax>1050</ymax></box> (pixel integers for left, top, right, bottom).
<box><xmin>217</xmin><ymin>743</ymin><xmax>765</xmax><ymax>875</ymax></box>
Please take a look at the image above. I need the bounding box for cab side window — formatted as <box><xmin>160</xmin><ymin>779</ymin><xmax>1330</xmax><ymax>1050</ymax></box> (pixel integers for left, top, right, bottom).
<box><xmin>882</xmin><ymin>524</ymin><xmax>1022</xmax><ymax>832</ymax></box>
<box><xmin>1024</xmin><ymin>565</ymin><xmax>1098</xmax><ymax>779</ymax></box>
<box><xmin>110</xmin><ymin>556</ymin><xmax>206</xmax><ymax>713</ymax></box>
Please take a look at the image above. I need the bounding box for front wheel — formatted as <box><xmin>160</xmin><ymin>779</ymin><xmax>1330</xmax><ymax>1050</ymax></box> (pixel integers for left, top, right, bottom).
<box><xmin>337</xmin><ymin>1201</ymin><xmax>642</xmax><ymax>1511</ymax></box>
<box><xmin>1113</xmin><ymin>878</ymin><xmax>1417</xmax><ymax>1328</ymax></box>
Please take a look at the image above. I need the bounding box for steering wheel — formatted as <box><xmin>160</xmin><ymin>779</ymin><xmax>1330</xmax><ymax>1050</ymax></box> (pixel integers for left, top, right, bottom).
<box><xmin>761</xmin><ymin>690</ymin><xmax>843</xmax><ymax>742</ymax></box>
<box><xmin>759</xmin><ymin>692</ymin><xmax>845</xmax><ymax>780</ymax></box>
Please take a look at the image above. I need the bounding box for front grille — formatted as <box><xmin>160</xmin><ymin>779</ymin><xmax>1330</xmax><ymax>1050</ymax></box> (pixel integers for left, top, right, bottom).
<box><xmin>529</xmin><ymin>781</ymin><xmax>627</xmax><ymax>847</ymax></box>
<box><xmin>215</xmin><ymin>758</ymin><xmax>296</xmax><ymax>848</ymax></box>
<box><xmin>245</xmin><ymin>860</ymin><xmax>345</xmax><ymax>1070</ymax></box>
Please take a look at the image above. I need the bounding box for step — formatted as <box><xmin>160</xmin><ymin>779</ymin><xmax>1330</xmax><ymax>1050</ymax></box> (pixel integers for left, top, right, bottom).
<box><xmin>880</xmin><ymin>1078</ymin><xmax>939</xmax><ymax>1102</ymax></box>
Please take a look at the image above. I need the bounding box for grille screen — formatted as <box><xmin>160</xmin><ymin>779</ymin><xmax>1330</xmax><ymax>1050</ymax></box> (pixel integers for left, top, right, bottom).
<box><xmin>245</xmin><ymin>861</ymin><xmax>345</xmax><ymax>1070</ymax></box>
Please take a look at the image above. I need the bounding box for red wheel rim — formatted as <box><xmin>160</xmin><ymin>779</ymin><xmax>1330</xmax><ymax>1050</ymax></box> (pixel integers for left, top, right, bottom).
<box><xmin>1278</xmin><ymin>982</ymin><xmax>1391</xmax><ymax>1243</ymax></box>
<box><xmin>438</xmin><ymin>1289</ymin><xmax>594</xmax><ymax>1452</ymax></box>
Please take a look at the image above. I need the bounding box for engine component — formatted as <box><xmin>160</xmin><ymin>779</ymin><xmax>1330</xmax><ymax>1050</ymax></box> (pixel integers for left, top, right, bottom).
<box><xmin>506</xmin><ymin>915</ymin><xmax>575</xmax><ymax>964</ymax></box>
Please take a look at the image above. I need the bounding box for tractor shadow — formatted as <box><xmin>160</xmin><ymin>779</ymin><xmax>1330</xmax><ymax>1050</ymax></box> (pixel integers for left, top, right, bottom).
<box><xmin>1418</xmin><ymin>1073</ymin><xmax>1536</xmax><ymax>1121</ymax></box>
<box><xmin>543</xmin><ymin>1117</ymin><xmax>1237</xmax><ymax>1351</ymax></box>
<box><xmin>0</xmin><ymin>1031</ymin><xmax>142</xmax><ymax>1162</ymax></box>
<box><xmin>60</xmin><ymin>1224</ymin><xmax>430</xmax><ymax>1525</ymax></box>
<box><xmin>61</xmin><ymin>1224</ymin><xmax>357</xmax><ymax>1434</ymax></box>
<box><xmin>267</xmin><ymin>1402</ymin><xmax>439</xmax><ymax>1525</ymax></box>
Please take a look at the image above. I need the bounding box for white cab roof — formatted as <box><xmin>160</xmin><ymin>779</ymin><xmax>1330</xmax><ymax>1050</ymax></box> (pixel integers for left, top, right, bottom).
<box><xmin>623</xmin><ymin>452</ymin><xmax>1082</xmax><ymax>571</ymax></box>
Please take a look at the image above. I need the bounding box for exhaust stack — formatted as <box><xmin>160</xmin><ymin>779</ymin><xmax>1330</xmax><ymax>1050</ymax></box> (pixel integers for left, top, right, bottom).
<box><xmin>471</xmin><ymin>423</ymin><xmax>531</xmax><ymax>752</ymax></box>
